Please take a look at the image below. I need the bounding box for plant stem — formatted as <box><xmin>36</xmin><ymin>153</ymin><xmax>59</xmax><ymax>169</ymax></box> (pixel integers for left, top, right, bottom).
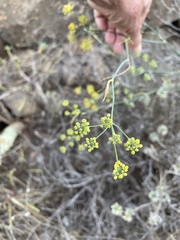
<box><xmin>113</xmin><ymin>144</ymin><xmax>119</xmax><ymax>161</ymax></box>
<box><xmin>113</xmin><ymin>123</ymin><xmax>129</xmax><ymax>139</ymax></box>
<box><xmin>96</xmin><ymin>128</ymin><xmax>107</xmax><ymax>139</ymax></box>
<box><xmin>111</xmin><ymin>58</ymin><xmax>129</xmax><ymax>120</ymax></box>
<box><xmin>90</xmin><ymin>125</ymin><xmax>102</xmax><ymax>128</ymax></box>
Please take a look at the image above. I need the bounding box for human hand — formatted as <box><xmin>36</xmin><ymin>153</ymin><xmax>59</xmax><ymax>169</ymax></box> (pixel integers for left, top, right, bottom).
<box><xmin>87</xmin><ymin>0</ymin><xmax>152</xmax><ymax>53</ymax></box>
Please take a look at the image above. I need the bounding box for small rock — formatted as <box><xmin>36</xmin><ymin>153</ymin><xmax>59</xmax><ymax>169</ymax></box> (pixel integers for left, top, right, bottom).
<box><xmin>2</xmin><ymin>91</ymin><xmax>38</xmax><ymax>117</ymax></box>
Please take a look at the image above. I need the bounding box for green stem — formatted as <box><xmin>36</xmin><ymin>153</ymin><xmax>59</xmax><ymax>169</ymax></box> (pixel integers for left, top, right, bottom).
<box><xmin>83</xmin><ymin>27</ymin><xmax>103</xmax><ymax>44</ymax></box>
<box><xmin>89</xmin><ymin>125</ymin><xmax>102</xmax><ymax>128</ymax></box>
<box><xmin>111</xmin><ymin>126</ymin><xmax>118</xmax><ymax>161</ymax></box>
<box><xmin>143</xmin><ymin>22</ymin><xmax>180</xmax><ymax>56</ymax></box>
<box><xmin>142</xmin><ymin>39</ymin><xmax>166</xmax><ymax>44</ymax></box>
<box><xmin>111</xmin><ymin>58</ymin><xmax>129</xmax><ymax>120</ymax></box>
<box><xmin>113</xmin><ymin>123</ymin><xmax>129</xmax><ymax>139</ymax></box>
<box><xmin>96</xmin><ymin>128</ymin><xmax>107</xmax><ymax>139</ymax></box>
<box><xmin>113</xmin><ymin>144</ymin><xmax>119</xmax><ymax>161</ymax></box>
<box><xmin>125</xmin><ymin>39</ymin><xmax>130</xmax><ymax>60</ymax></box>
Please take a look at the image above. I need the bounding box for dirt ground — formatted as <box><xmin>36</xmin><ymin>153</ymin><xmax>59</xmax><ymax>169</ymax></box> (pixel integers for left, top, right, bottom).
<box><xmin>0</xmin><ymin>2</ymin><xmax>180</xmax><ymax>240</ymax></box>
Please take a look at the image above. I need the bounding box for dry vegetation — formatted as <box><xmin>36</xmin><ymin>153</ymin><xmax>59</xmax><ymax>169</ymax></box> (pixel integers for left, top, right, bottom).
<box><xmin>0</xmin><ymin>3</ymin><xmax>180</xmax><ymax>240</ymax></box>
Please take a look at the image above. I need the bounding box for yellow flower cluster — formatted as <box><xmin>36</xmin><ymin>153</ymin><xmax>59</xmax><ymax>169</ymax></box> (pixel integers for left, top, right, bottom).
<box><xmin>67</xmin><ymin>22</ymin><xmax>78</xmax><ymax>43</ymax></box>
<box><xmin>62</xmin><ymin>100</ymin><xmax>81</xmax><ymax>117</ymax></box>
<box><xmin>80</xmin><ymin>38</ymin><xmax>93</xmax><ymax>51</ymax></box>
<box><xmin>86</xmin><ymin>85</ymin><xmax>99</xmax><ymax>99</ymax></box>
<box><xmin>101</xmin><ymin>113</ymin><xmax>113</xmax><ymax>129</ymax></box>
<box><xmin>67</xmin><ymin>31</ymin><xmax>76</xmax><ymax>43</ymax></box>
<box><xmin>84</xmin><ymin>137</ymin><xmax>99</xmax><ymax>152</ymax></box>
<box><xmin>59</xmin><ymin>146</ymin><xmax>67</xmax><ymax>154</ymax></box>
<box><xmin>83</xmin><ymin>84</ymin><xmax>100</xmax><ymax>111</ymax></box>
<box><xmin>62</xmin><ymin>99</ymin><xmax>69</xmax><ymax>107</ymax></box>
<box><xmin>78</xmin><ymin>15</ymin><xmax>88</xmax><ymax>26</ymax></box>
<box><xmin>74</xmin><ymin>86</ymin><xmax>82</xmax><ymax>95</ymax></box>
<box><xmin>113</xmin><ymin>160</ymin><xmax>129</xmax><ymax>180</ymax></box>
<box><xmin>59</xmin><ymin>130</ymin><xmax>81</xmax><ymax>154</ymax></box>
<box><xmin>124</xmin><ymin>137</ymin><xmax>143</xmax><ymax>155</ymax></box>
<box><xmin>109</xmin><ymin>133</ymin><xmax>122</xmax><ymax>145</ymax></box>
<box><xmin>62</xmin><ymin>4</ymin><xmax>90</xmax><ymax>47</ymax></box>
<box><xmin>68</xmin><ymin>22</ymin><xmax>78</xmax><ymax>31</ymax></box>
<box><xmin>62</xmin><ymin>3</ymin><xmax>74</xmax><ymax>15</ymax></box>
<box><xmin>74</xmin><ymin>119</ymin><xmax>90</xmax><ymax>137</ymax></box>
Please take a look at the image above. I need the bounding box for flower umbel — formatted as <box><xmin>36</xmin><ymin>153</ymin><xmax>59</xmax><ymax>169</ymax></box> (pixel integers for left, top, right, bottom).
<box><xmin>62</xmin><ymin>3</ymin><xmax>74</xmax><ymax>15</ymax></box>
<box><xmin>84</xmin><ymin>137</ymin><xmax>99</xmax><ymax>152</ymax></box>
<box><xmin>62</xmin><ymin>99</ymin><xmax>69</xmax><ymax>107</ymax></box>
<box><xmin>101</xmin><ymin>113</ymin><xmax>113</xmax><ymax>129</ymax></box>
<box><xmin>78</xmin><ymin>15</ymin><xmax>88</xmax><ymax>26</ymax></box>
<box><xmin>68</xmin><ymin>22</ymin><xmax>78</xmax><ymax>32</ymax></box>
<box><xmin>67</xmin><ymin>31</ymin><xmax>76</xmax><ymax>43</ymax></box>
<box><xmin>80</xmin><ymin>38</ymin><xmax>93</xmax><ymax>51</ymax></box>
<box><xmin>113</xmin><ymin>160</ymin><xmax>129</xmax><ymax>180</ymax></box>
<box><xmin>109</xmin><ymin>133</ymin><xmax>122</xmax><ymax>145</ymax></box>
<box><xmin>59</xmin><ymin>146</ymin><xmax>67</xmax><ymax>154</ymax></box>
<box><xmin>124</xmin><ymin>137</ymin><xmax>143</xmax><ymax>155</ymax></box>
<box><xmin>74</xmin><ymin>119</ymin><xmax>90</xmax><ymax>137</ymax></box>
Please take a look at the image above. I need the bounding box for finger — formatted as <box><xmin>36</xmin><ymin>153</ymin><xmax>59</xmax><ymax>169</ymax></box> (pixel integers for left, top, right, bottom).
<box><xmin>105</xmin><ymin>30</ymin><xmax>116</xmax><ymax>45</ymax></box>
<box><xmin>113</xmin><ymin>30</ymin><xmax>124</xmax><ymax>54</ymax></box>
<box><xmin>105</xmin><ymin>22</ymin><xmax>116</xmax><ymax>45</ymax></box>
<box><xmin>94</xmin><ymin>10</ymin><xmax>107</xmax><ymax>30</ymax></box>
<box><xmin>129</xmin><ymin>29</ymin><xmax>142</xmax><ymax>52</ymax></box>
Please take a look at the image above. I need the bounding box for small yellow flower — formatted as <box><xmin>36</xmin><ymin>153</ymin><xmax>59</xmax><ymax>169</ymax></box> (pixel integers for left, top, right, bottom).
<box><xmin>67</xmin><ymin>31</ymin><xmax>76</xmax><ymax>43</ymax></box>
<box><xmin>68</xmin><ymin>22</ymin><xmax>78</xmax><ymax>32</ymax></box>
<box><xmin>74</xmin><ymin>86</ymin><xmax>82</xmax><ymax>95</ymax></box>
<box><xmin>101</xmin><ymin>113</ymin><xmax>113</xmax><ymax>129</ymax></box>
<box><xmin>90</xmin><ymin>104</ymin><xmax>99</xmax><ymax>111</ymax></box>
<box><xmin>80</xmin><ymin>38</ymin><xmax>93</xmax><ymax>51</ymax></box>
<box><xmin>75</xmin><ymin>135</ymin><xmax>81</xmax><ymax>141</ymax></box>
<box><xmin>91</xmin><ymin>91</ymin><xmax>99</xmax><ymax>99</ymax></box>
<box><xmin>73</xmin><ymin>104</ymin><xmax>78</xmax><ymax>109</ymax></box>
<box><xmin>78</xmin><ymin>15</ymin><xmax>88</xmax><ymax>26</ymax></box>
<box><xmin>124</xmin><ymin>137</ymin><xmax>143</xmax><ymax>155</ymax></box>
<box><xmin>86</xmin><ymin>84</ymin><xmax>95</xmax><ymax>95</ymax></box>
<box><xmin>68</xmin><ymin>141</ymin><xmax>74</xmax><ymax>147</ymax></box>
<box><xmin>78</xmin><ymin>144</ymin><xmax>85</xmax><ymax>151</ymax></box>
<box><xmin>64</xmin><ymin>110</ymin><xmax>70</xmax><ymax>116</ymax></box>
<box><xmin>67</xmin><ymin>128</ymin><xmax>74</xmax><ymax>136</ymax></box>
<box><xmin>62</xmin><ymin>99</ymin><xmax>69</xmax><ymax>107</ymax></box>
<box><xmin>84</xmin><ymin>137</ymin><xmax>99</xmax><ymax>152</ymax></box>
<box><xmin>72</xmin><ymin>108</ymin><xmax>81</xmax><ymax>116</ymax></box>
<box><xmin>59</xmin><ymin>146</ymin><xmax>67</xmax><ymax>154</ymax></box>
<box><xmin>113</xmin><ymin>160</ymin><xmax>129</xmax><ymax>180</ymax></box>
<box><xmin>83</xmin><ymin>98</ymin><xmax>91</xmax><ymax>109</ymax></box>
<box><xmin>149</xmin><ymin>60</ymin><xmax>157</xmax><ymax>69</ymax></box>
<box><xmin>74</xmin><ymin>119</ymin><xmax>90</xmax><ymax>137</ymax></box>
<box><xmin>83</xmin><ymin>98</ymin><xmax>98</xmax><ymax>111</ymax></box>
<box><xmin>60</xmin><ymin>134</ymin><xmax>66</xmax><ymax>141</ymax></box>
<box><xmin>62</xmin><ymin>3</ymin><xmax>74</xmax><ymax>15</ymax></box>
<box><xmin>109</xmin><ymin>133</ymin><xmax>122</xmax><ymax>145</ymax></box>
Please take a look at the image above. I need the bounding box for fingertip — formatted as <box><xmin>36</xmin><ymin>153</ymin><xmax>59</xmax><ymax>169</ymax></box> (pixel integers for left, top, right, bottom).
<box><xmin>129</xmin><ymin>31</ymin><xmax>142</xmax><ymax>53</ymax></box>
<box><xmin>133</xmin><ymin>44</ymin><xmax>142</xmax><ymax>53</ymax></box>
<box><xmin>113</xmin><ymin>34</ymin><xmax>124</xmax><ymax>54</ymax></box>
<box><xmin>105</xmin><ymin>30</ymin><xmax>115</xmax><ymax>45</ymax></box>
<box><xmin>95</xmin><ymin>17</ymin><xmax>107</xmax><ymax>31</ymax></box>
<box><xmin>113</xmin><ymin>44</ymin><xmax>124</xmax><ymax>54</ymax></box>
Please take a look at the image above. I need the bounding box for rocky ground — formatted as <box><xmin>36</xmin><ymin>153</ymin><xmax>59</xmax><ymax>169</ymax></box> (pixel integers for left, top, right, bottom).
<box><xmin>0</xmin><ymin>1</ymin><xmax>180</xmax><ymax>240</ymax></box>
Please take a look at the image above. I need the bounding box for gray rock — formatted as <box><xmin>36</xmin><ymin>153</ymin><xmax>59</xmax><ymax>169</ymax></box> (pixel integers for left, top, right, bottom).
<box><xmin>2</xmin><ymin>91</ymin><xmax>38</xmax><ymax>117</ymax></box>
<box><xmin>0</xmin><ymin>0</ymin><xmax>76</xmax><ymax>49</ymax></box>
<box><xmin>147</xmin><ymin>0</ymin><xmax>180</xmax><ymax>27</ymax></box>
